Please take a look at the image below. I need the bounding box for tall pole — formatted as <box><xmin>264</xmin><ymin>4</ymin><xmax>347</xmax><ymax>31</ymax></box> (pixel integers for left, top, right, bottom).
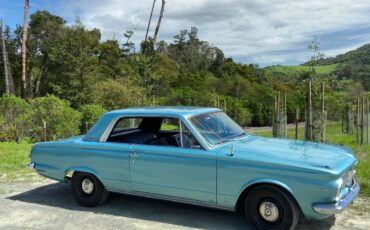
<box><xmin>366</xmin><ymin>98</ymin><xmax>369</xmax><ymax>145</ymax></box>
<box><xmin>152</xmin><ymin>0</ymin><xmax>165</xmax><ymax>45</ymax></box>
<box><xmin>357</xmin><ymin>98</ymin><xmax>360</xmax><ymax>144</ymax></box>
<box><xmin>361</xmin><ymin>97</ymin><xmax>365</xmax><ymax>144</ymax></box>
<box><xmin>21</xmin><ymin>0</ymin><xmax>29</xmax><ymax>98</ymax></box>
<box><xmin>295</xmin><ymin>108</ymin><xmax>299</xmax><ymax>140</ymax></box>
<box><xmin>308</xmin><ymin>81</ymin><xmax>313</xmax><ymax>141</ymax></box>
<box><xmin>273</xmin><ymin>95</ymin><xmax>277</xmax><ymax>137</ymax></box>
<box><xmin>224</xmin><ymin>98</ymin><xmax>227</xmax><ymax>113</ymax></box>
<box><xmin>144</xmin><ymin>0</ymin><xmax>156</xmax><ymax>42</ymax></box>
<box><xmin>277</xmin><ymin>92</ymin><xmax>281</xmax><ymax>137</ymax></box>
<box><xmin>321</xmin><ymin>82</ymin><xmax>325</xmax><ymax>142</ymax></box>
<box><xmin>284</xmin><ymin>92</ymin><xmax>287</xmax><ymax>138</ymax></box>
<box><xmin>0</xmin><ymin>20</ymin><xmax>15</xmax><ymax>95</ymax></box>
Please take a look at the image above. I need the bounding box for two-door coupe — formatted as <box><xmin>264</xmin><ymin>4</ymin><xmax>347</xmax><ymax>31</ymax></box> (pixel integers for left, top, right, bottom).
<box><xmin>28</xmin><ymin>107</ymin><xmax>359</xmax><ymax>230</ymax></box>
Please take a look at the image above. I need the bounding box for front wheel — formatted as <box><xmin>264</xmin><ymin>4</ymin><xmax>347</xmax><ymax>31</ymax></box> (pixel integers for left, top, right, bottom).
<box><xmin>71</xmin><ymin>172</ymin><xmax>109</xmax><ymax>207</ymax></box>
<box><xmin>244</xmin><ymin>185</ymin><xmax>300</xmax><ymax>230</ymax></box>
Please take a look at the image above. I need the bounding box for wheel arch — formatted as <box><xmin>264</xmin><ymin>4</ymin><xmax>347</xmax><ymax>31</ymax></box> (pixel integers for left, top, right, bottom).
<box><xmin>235</xmin><ymin>179</ymin><xmax>302</xmax><ymax>213</ymax></box>
<box><xmin>64</xmin><ymin>167</ymin><xmax>103</xmax><ymax>184</ymax></box>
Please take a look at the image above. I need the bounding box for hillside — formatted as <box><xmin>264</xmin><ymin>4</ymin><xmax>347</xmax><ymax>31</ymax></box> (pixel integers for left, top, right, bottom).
<box><xmin>265</xmin><ymin>64</ymin><xmax>337</xmax><ymax>77</ymax></box>
<box><xmin>303</xmin><ymin>43</ymin><xmax>370</xmax><ymax>66</ymax></box>
<box><xmin>265</xmin><ymin>44</ymin><xmax>370</xmax><ymax>90</ymax></box>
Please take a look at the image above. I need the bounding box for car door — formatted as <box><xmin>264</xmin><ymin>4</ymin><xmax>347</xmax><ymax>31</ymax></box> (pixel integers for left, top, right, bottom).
<box><xmin>130</xmin><ymin>118</ymin><xmax>217</xmax><ymax>204</ymax></box>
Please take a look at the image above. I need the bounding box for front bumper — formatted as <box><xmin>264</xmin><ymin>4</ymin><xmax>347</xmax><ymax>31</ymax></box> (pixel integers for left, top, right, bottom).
<box><xmin>313</xmin><ymin>182</ymin><xmax>360</xmax><ymax>215</ymax></box>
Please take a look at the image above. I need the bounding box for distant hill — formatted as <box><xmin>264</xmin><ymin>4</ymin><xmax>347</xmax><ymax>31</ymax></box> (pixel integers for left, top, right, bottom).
<box><xmin>264</xmin><ymin>43</ymin><xmax>370</xmax><ymax>90</ymax></box>
<box><xmin>303</xmin><ymin>43</ymin><xmax>370</xmax><ymax>66</ymax></box>
<box><xmin>264</xmin><ymin>64</ymin><xmax>337</xmax><ymax>77</ymax></box>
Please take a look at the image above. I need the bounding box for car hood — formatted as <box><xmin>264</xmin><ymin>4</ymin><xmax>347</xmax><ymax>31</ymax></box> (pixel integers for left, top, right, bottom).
<box><xmin>218</xmin><ymin>135</ymin><xmax>357</xmax><ymax>176</ymax></box>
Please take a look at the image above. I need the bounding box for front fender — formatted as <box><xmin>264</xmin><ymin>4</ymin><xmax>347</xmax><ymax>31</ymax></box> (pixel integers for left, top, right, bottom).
<box><xmin>237</xmin><ymin>178</ymin><xmax>297</xmax><ymax>204</ymax></box>
<box><xmin>239</xmin><ymin>178</ymin><xmax>295</xmax><ymax>194</ymax></box>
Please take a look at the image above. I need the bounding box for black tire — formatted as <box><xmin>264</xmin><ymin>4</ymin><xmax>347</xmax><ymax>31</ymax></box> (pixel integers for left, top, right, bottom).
<box><xmin>244</xmin><ymin>185</ymin><xmax>300</xmax><ymax>230</ymax></box>
<box><xmin>71</xmin><ymin>172</ymin><xmax>109</xmax><ymax>207</ymax></box>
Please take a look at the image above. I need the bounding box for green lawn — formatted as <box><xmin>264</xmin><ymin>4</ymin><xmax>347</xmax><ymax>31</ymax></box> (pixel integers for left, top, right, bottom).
<box><xmin>0</xmin><ymin>142</ymin><xmax>35</xmax><ymax>182</ymax></box>
<box><xmin>0</xmin><ymin>123</ymin><xmax>369</xmax><ymax>197</ymax></box>
<box><xmin>255</xmin><ymin>122</ymin><xmax>370</xmax><ymax>197</ymax></box>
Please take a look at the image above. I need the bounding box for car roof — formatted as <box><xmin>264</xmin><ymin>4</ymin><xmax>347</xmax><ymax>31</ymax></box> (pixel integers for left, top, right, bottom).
<box><xmin>106</xmin><ymin>106</ymin><xmax>221</xmax><ymax>118</ymax></box>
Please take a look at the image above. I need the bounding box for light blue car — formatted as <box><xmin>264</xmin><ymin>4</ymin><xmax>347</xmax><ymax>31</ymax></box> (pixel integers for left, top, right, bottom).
<box><xmin>29</xmin><ymin>107</ymin><xmax>359</xmax><ymax>230</ymax></box>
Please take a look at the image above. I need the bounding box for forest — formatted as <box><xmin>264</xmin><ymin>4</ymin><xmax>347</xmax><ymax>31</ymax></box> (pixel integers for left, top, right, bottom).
<box><xmin>0</xmin><ymin>10</ymin><xmax>369</xmax><ymax>142</ymax></box>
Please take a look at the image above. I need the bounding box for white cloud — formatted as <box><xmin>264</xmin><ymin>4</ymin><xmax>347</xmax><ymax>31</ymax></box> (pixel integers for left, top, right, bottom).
<box><xmin>50</xmin><ymin>0</ymin><xmax>370</xmax><ymax>65</ymax></box>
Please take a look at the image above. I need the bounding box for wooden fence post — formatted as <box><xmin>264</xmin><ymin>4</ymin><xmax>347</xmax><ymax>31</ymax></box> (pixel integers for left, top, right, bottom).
<box><xmin>307</xmin><ymin>80</ymin><xmax>313</xmax><ymax>141</ymax></box>
<box><xmin>43</xmin><ymin>121</ymin><xmax>47</xmax><ymax>142</ymax></box>
<box><xmin>295</xmin><ymin>108</ymin><xmax>299</xmax><ymax>140</ymax></box>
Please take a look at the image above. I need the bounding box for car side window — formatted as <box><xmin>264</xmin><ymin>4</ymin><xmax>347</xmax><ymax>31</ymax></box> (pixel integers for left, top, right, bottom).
<box><xmin>106</xmin><ymin>116</ymin><xmax>202</xmax><ymax>149</ymax></box>
<box><xmin>180</xmin><ymin>122</ymin><xmax>201</xmax><ymax>149</ymax></box>
<box><xmin>111</xmin><ymin>118</ymin><xmax>142</xmax><ymax>134</ymax></box>
<box><xmin>160</xmin><ymin>118</ymin><xmax>179</xmax><ymax>131</ymax></box>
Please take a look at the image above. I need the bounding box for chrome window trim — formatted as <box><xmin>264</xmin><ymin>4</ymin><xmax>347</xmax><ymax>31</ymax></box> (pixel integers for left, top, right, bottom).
<box><xmin>179</xmin><ymin>119</ymin><xmax>184</xmax><ymax>147</ymax></box>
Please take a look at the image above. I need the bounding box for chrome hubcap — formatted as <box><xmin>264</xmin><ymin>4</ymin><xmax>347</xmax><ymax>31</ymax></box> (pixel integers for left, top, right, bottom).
<box><xmin>81</xmin><ymin>178</ymin><xmax>94</xmax><ymax>194</ymax></box>
<box><xmin>259</xmin><ymin>201</ymin><xmax>279</xmax><ymax>222</ymax></box>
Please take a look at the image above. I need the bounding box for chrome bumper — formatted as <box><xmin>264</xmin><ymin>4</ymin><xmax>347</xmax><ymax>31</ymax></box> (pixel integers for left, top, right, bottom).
<box><xmin>313</xmin><ymin>182</ymin><xmax>360</xmax><ymax>215</ymax></box>
<box><xmin>27</xmin><ymin>162</ymin><xmax>35</xmax><ymax>169</ymax></box>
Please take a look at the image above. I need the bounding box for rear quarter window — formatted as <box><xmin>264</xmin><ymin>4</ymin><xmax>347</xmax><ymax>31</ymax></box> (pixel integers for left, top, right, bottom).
<box><xmin>112</xmin><ymin>118</ymin><xmax>142</xmax><ymax>133</ymax></box>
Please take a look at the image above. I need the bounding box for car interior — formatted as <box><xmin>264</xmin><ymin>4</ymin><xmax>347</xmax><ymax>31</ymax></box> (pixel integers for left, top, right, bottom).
<box><xmin>107</xmin><ymin>117</ymin><xmax>201</xmax><ymax>148</ymax></box>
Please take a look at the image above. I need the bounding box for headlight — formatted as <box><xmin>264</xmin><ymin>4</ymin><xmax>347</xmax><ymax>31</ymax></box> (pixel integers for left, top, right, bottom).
<box><xmin>336</xmin><ymin>177</ymin><xmax>344</xmax><ymax>201</ymax></box>
<box><xmin>336</xmin><ymin>169</ymin><xmax>356</xmax><ymax>201</ymax></box>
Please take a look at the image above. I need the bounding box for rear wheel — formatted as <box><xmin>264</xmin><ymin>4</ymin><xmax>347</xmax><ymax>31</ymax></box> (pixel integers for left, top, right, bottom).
<box><xmin>244</xmin><ymin>185</ymin><xmax>300</xmax><ymax>230</ymax></box>
<box><xmin>71</xmin><ymin>172</ymin><xmax>109</xmax><ymax>207</ymax></box>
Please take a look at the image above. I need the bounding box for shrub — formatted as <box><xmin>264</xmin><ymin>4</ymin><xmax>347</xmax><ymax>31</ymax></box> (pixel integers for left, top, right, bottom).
<box><xmin>90</xmin><ymin>79</ymin><xmax>145</xmax><ymax>110</ymax></box>
<box><xmin>28</xmin><ymin>95</ymin><xmax>81</xmax><ymax>141</ymax></box>
<box><xmin>0</xmin><ymin>94</ymin><xmax>32</xmax><ymax>142</ymax></box>
<box><xmin>80</xmin><ymin>104</ymin><xmax>106</xmax><ymax>133</ymax></box>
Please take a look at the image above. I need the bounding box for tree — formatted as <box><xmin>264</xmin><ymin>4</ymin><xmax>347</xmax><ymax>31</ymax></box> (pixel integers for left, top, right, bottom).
<box><xmin>0</xmin><ymin>20</ymin><xmax>15</xmax><ymax>95</ymax></box>
<box><xmin>153</xmin><ymin>0</ymin><xmax>165</xmax><ymax>45</ymax></box>
<box><xmin>308</xmin><ymin>36</ymin><xmax>325</xmax><ymax>73</ymax></box>
<box><xmin>143</xmin><ymin>0</ymin><xmax>156</xmax><ymax>54</ymax></box>
<box><xmin>27</xmin><ymin>11</ymin><xmax>65</xmax><ymax>96</ymax></box>
<box><xmin>21</xmin><ymin>0</ymin><xmax>29</xmax><ymax>98</ymax></box>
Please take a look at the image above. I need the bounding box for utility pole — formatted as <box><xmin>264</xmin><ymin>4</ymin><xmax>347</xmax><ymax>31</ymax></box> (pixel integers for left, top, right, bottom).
<box><xmin>21</xmin><ymin>0</ymin><xmax>29</xmax><ymax>98</ymax></box>
<box><xmin>0</xmin><ymin>20</ymin><xmax>15</xmax><ymax>95</ymax></box>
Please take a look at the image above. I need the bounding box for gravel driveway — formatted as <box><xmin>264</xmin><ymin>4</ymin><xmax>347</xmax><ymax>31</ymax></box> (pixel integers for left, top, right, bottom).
<box><xmin>0</xmin><ymin>179</ymin><xmax>369</xmax><ymax>230</ymax></box>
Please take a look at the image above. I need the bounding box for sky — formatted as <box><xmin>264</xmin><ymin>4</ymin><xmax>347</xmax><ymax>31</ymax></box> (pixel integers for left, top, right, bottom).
<box><xmin>1</xmin><ymin>0</ymin><xmax>370</xmax><ymax>67</ymax></box>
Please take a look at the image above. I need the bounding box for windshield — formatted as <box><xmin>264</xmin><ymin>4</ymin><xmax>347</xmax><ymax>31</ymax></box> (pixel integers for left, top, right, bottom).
<box><xmin>190</xmin><ymin>112</ymin><xmax>245</xmax><ymax>145</ymax></box>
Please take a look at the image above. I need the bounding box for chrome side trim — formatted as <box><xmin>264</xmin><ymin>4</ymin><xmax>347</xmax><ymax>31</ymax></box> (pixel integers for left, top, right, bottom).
<box><xmin>108</xmin><ymin>189</ymin><xmax>235</xmax><ymax>212</ymax></box>
<box><xmin>313</xmin><ymin>182</ymin><xmax>360</xmax><ymax>215</ymax></box>
<box><xmin>27</xmin><ymin>162</ymin><xmax>35</xmax><ymax>169</ymax></box>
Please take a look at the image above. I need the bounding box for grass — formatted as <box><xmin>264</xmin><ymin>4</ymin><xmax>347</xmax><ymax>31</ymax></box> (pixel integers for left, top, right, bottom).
<box><xmin>254</xmin><ymin>122</ymin><xmax>370</xmax><ymax>197</ymax></box>
<box><xmin>266</xmin><ymin>64</ymin><xmax>338</xmax><ymax>75</ymax></box>
<box><xmin>0</xmin><ymin>123</ymin><xmax>369</xmax><ymax>197</ymax></box>
<box><xmin>0</xmin><ymin>142</ymin><xmax>35</xmax><ymax>182</ymax></box>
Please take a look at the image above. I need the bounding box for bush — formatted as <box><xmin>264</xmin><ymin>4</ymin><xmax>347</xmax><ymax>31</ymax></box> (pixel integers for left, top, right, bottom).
<box><xmin>80</xmin><ymin>104</ymin><xmax>106</xmax><ymax>133</ymax></box>
<box><xmin>28</xmin><ymin>95</ymin><xmax>81</xmax><ymax>141</ymax></box>
<box><xmin>0</xmin><ymin>94</ymin><xmax>32</xmax><ymax>142</ymax></box>
<box><xmin>91</xmin><ymin>79</ymin><xmax>144</xmax><ymax>110</ymax></box>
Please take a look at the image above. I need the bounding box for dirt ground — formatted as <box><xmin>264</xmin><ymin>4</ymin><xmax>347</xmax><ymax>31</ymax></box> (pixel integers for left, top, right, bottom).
<box><xmin>0</xmin><ymin>179</ymin><xmax>369</xmax><ymax>230</ymax></box>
